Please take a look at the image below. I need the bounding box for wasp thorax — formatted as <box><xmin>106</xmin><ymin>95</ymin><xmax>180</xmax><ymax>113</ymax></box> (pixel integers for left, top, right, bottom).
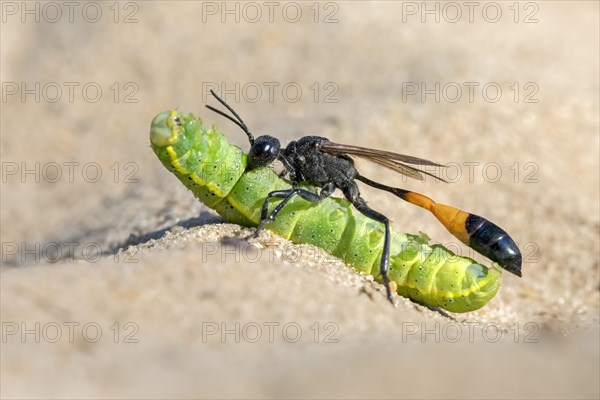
<box><xmin>248</xmin><ymin>135</ymin><xmax>280</xmax><ymax>169</ymax></box>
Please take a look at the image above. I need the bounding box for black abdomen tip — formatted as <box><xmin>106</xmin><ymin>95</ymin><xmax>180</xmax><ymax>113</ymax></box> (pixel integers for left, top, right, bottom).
<box><xmin>466</xmin><ymin>214</ymin><xmax>522</xmax><ymax>277</ymax></box>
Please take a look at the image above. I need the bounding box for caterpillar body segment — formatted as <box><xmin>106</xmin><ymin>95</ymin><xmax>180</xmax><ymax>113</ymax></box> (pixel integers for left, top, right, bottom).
<box><xmin>150</xmin><ymin>110</ymin><xmax>501</xmax><ymax>312</ymax></box>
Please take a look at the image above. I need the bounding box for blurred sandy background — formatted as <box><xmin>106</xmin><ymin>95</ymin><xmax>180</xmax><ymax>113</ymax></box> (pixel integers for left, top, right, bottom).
<box><xmin>1</xmin><ymin>1</ymin><xmax>598</xmax><ymax>399</ymax></box>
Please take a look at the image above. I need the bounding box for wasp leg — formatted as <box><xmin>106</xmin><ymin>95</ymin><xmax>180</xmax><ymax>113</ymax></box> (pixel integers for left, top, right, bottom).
<box><xmin>341</xmin><ymin>183</ymin><xmax>393</xmax><ymax>305</ymax></box>
<box><xmin>247</xmin><ymin>183</ymin><xmax>336</xmax><ymax>240</ymax></box>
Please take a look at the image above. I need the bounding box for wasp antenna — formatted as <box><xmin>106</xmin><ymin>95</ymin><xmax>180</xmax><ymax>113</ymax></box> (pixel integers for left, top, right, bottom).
<box><xmin>207</xmin><ymin>90</ymin><xmax>255</xmax><ymax>145</ymax></box>
<box><xmin>205</xmin><ymin>104</ymin><xmax>248</xmax><ymax>134</ymax></box>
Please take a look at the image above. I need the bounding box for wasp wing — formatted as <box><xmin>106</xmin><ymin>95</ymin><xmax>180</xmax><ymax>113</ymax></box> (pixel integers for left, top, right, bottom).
<box><xmin>320</xmin><ymin>142</ymin><xmax>447</xmax><ymax>182</ymax></box>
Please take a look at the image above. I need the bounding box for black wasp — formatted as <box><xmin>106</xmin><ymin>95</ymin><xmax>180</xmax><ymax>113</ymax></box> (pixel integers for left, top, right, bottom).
<box><xmin>206</xmin><ymin>90</ymin><xmax>522</xmax><ymax>303</ymax></box>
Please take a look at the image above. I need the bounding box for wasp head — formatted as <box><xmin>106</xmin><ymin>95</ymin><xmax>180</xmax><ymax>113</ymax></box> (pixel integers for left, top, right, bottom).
<box><xmin>248</xmin><ymin>135</ymin><xmax>281</xmax><ymax>169</ymax></box>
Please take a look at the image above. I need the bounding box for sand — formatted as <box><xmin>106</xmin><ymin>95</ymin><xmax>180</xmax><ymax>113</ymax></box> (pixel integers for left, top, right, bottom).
<box><xmin>1</xmin><ymin>2</ymin><xmax>598</xmax><ymax>398</ymax></box>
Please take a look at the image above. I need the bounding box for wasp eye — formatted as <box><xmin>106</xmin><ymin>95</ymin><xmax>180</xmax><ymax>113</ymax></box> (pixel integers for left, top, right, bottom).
<box><xmin>248</xmin><ymin>135</ymin><xmax>280</xmax><ymax>169</ymax></box>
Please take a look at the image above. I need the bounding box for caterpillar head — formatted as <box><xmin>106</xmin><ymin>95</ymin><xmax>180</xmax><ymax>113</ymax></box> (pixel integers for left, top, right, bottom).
<box><xmin>150</xmin><ymin>110</ymin><xmax>181</xmax><ymax>147</ymax></box>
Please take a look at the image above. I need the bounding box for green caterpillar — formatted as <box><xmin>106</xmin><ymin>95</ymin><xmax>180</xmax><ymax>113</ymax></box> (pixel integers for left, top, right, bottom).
<box><xmin>150</xmin><ymin>110</ymin><xmax>501</xmax><ymax>312</ymax></box>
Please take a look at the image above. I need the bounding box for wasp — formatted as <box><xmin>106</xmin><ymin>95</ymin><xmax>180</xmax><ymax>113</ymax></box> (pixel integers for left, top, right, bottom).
<box><xmin>204</xmin><ymin>90</ymin><xmax>522</xmax><ymax>304</ymax></box>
